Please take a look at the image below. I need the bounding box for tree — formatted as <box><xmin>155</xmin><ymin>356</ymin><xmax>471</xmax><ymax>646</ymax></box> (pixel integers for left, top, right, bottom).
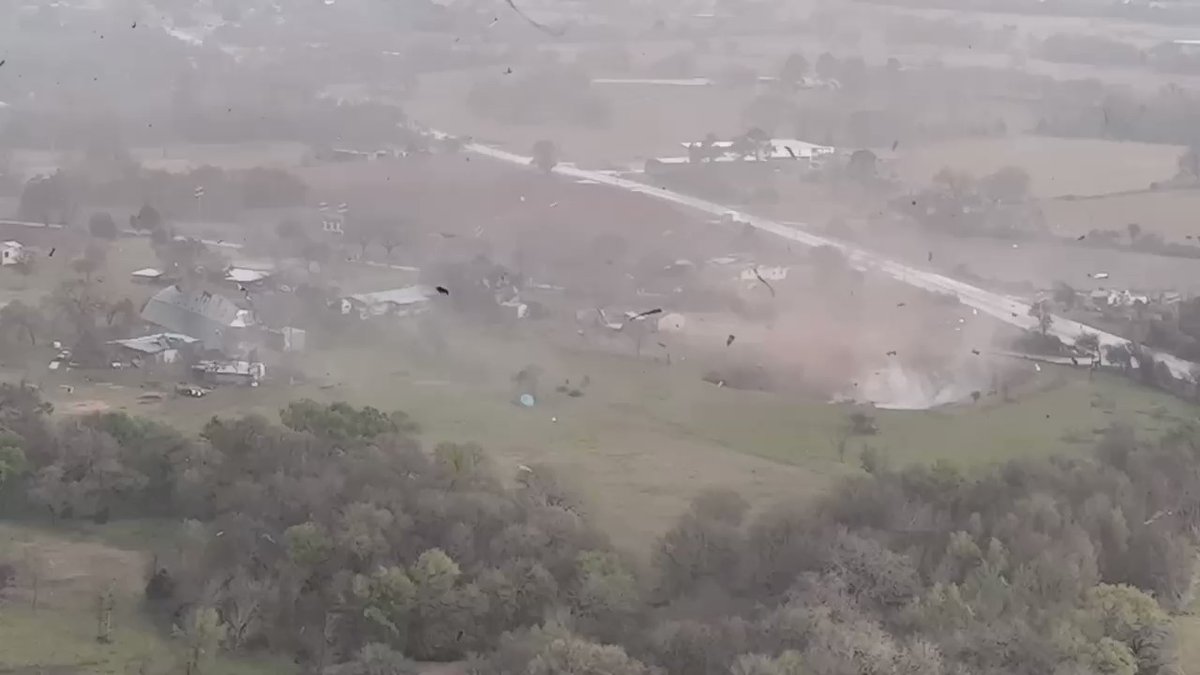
<box><xmin>531</xmin><ymin>140</ymin><xmax>559</xmax><ymax>173</ymax></box>
<box><xmin>72</xmin><ymin>243</ymin><xmax>108</xmax><ymax>283</ymax></box>
<box><xmin>276</xmin><ymin>219</ymin><xmax>306</xmax><ymax>243</ymax></box>
<box><xmin>1104</xmin><ymin>343</ymin><xmax>1134</xmax><ymax>371</ymax></box>
<box><xmin>1179</xmin><ymin>145</ymin><xmax>1200</xmax><ymax>180</ymax></box>
<box><xmin>130</xmin><ymin>204</ymin><xmax>163</xmax><ymax>234</ymax></box>
<box><xmin>815</xmin><ymin>52</ymin><xmax>838</xmax><ymax>81</ymax></box>
<box><xmin>0</xmin><ymin>433</ymin><xmax>27</xmax><ymax>489</ymax></box>
<box><xmin>1053</xmin><ymin>281</ymin><xmax>1078</xmax><ymax>310</ymax></box>
<box><xmin>96</xmin><ymin>581</ymin><xmax>115</xmax><ymax>643</ymax></box>
<box><xmin>325</xmin><ymin>643</ymin><xmax>419</xmax><ymax>675</ymax></box>
<box><xmin>780</xmin><ymin>53</ymin><xmax>808</xmax><ymax>84</ymax></box>
<box><xmin>174</xmin><ymin>606</ymin><xmax>228</xmax><ymax>675</ymax></box>
<box><xmin>88</xmin><ymin>212</ymin><xmax>118</xmax><ymax>239</ymax></box>
<box><xmin>731</xmin><ymin>651</ymin><xmax>806</xmax><ymax>675</ymax></box>
<box><xmin>526</xmin><ymin>631</ymin><xmax>655</xmax><ymax>675</ymax></box>
<box><xmin>1029</xmin><ymin>300</ymin><xmax>1053</xmax><ymax>335</ymax></box>
<box><xmin>847</xmin><ymin>149</ymin><xmax>878</xmax><ymax>183</ymax></box>
<box><xmin>1075</xmin><ymin>332</ymin><xmax>1101</xmax><ymax>356</ymax></box>
<box><xmin>18</xmin><ymin>171</ymin><xmax>76</xmax><ymax>225</ymax></box>
<box><xmin>0</xmin><ymin>300</ymin><xmax>44</xmax><ymax>347</ymax></box>
<box><xmin>979</xmin><ymin>166</ymin><xmax>1031</xmax><ymax>203</ymax></box>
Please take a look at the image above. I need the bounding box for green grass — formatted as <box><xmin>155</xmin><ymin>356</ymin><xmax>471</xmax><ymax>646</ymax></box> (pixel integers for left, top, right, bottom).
<box><xmin>1176</xmin><ymin>616</ymin><xmax>1200</xmax><ymax>675</ymax></box>
<box><xmin>0</xmin><ymin>607</ymin><xmax>289</xmax><ymax>675</ymax></box>
<box><xmin>0</xmin><ymin>523</ymin><xmax>292</xmax><ymax>675</ymax></box>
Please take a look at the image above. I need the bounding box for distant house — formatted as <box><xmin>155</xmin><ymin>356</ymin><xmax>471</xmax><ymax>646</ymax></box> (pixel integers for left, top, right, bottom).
<box><xmin>141</xmin><ymin>286</ymin><xmax>255</xmax><ymax>352</ymax></box>
<box><xmin>655</xmin><ymin>138</ymin><xmax>836</xmax><ymax>166</ymax></box>
<box><xmin>1</xmin><ymin>241</ymin><xmax>25</xmax><ymax>266</ymax></box>
<box><xmin>341</xmin><ymin>285</ymin><xmax>435</xmax><ymax>319</ymax></box>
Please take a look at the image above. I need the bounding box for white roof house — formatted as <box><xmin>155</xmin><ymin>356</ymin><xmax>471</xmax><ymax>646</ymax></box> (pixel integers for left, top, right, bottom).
<box><xmin>654</xmin><ymin>138</ymin><xmax>836</xmax><ymax>165</ymax></box>
<box><xmin>1</xmin><ymin>241</ymin><xmax>24</xmax><ymax>266</ymax></box>
<box><xmin>341</xmin><ymin>285</ymin><xmax>436</xmax><ymax>318</ymax></box>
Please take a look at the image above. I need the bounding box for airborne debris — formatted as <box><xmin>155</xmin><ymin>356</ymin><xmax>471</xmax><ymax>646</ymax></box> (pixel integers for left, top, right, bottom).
<box><xmin>504</xmin><ymin>0</ymin><xmax>566</xmax><ymax>35</ymax></box>
<box><xmin>630</xmin><ymin>308</ymin><xmax>663</xmax><ymax>320</ymax></box>
<box><xmin>971</xmin><ymin>349</ymin><xmax>981</xmax><ymax>355</ymax></box>
<box><xmin>751</xmin><ymin>267</ymin><xmax>776</xmax><ymax>297</ymax></box>
<box><xmin>726</xmin><ymin>334</ymin><xmax>735</xmax><ymax>347</ymax></box>
<box><xmin>435</xmin><ymin>286</ymin><xmax>450</xmax><ymax>295</ymax></box>
<box><xmin>886</xmin><ymin>350</ymin><xmax>898</xmax><ymax>356</ymax></box>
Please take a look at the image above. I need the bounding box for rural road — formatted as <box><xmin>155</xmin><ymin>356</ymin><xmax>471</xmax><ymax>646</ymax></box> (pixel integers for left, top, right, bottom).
<box><xmin>442</xmin><ymin>135</ymin><xmax>1200</xmax><ymax>382</ymax></box>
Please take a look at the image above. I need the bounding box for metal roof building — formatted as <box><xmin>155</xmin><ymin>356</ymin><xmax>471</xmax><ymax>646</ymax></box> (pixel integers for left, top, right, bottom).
<box><xmin>140</xmin><ymin>286</ymin><xmax>253</xmax><ymax>351</ymax></box>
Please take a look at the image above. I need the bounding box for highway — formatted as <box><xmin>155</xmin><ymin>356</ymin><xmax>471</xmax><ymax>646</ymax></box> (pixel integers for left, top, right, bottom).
<box><xmin>449</xmin><ymin>137</ymin><xmax>1199</xmax><ymax>382</ymax></box>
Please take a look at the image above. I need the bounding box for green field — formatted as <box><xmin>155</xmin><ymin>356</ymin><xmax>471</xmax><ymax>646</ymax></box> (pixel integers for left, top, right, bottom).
<box><xmin>0</xmin><ymin>523</ymin><xmax>292</xmax><ymax>675</ymax></box>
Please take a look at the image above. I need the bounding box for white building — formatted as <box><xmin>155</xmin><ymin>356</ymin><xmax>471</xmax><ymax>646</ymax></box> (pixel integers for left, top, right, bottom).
<box><xmin>1</xmin><ymin>241</ymin><xmax>25</xmax><ymax>266</ymax></box>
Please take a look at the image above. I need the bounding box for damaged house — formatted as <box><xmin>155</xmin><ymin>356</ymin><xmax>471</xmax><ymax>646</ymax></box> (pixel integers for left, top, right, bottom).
<box><xmin>340</xmin><ymin>285</ymin><xmax>435</xmax><ymax>319</ymax></box>
<box><xmin>141</xmin><ymin>285</ymin><xmax>256</xmax><ymax>353</ymax></box>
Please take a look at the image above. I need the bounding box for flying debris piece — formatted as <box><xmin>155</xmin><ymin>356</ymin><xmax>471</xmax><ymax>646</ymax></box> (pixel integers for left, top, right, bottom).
<box><xmin>972</xmin><ymin>308</ymin><xmax>978</xmax><ymax>316</ymax></box>
<box><xmin>752</xmin><ymin>267</ymin><xmax>776</xmax><ymax>297</ymax></box>
<box><xmin>131</xmin><ymin>21</ymin><xmax>137</xmax><ymax>28</ymax></box>
<box><xmin>489</xmin><ymin>16</ymin><xmax>499</xmax><ymax>27</ymax></box>
<box><xmin>504</xmin><ymin>0</ymin><xmax>566</xmax><ymax>35</ymax></box>
<box><xmin>726</xmin><ymin>334</ymin><xmax>735</xmax><ymax>347</ymax></box>
<box><xmin>1088</xmin><ymin>272</ymin><xmax>1110</xmax><ymax>280</ymax></box>
<box><xmin>896</xmin><ymin>302</ymin><xmax>906</xmax><ymax>307</ymax></box>
<box><xmin>630</xmin><ymin>308</ymin><xmax>664</xmax><ymax>320</ymax></box>
<box><xmin>971</xmin><ymin>349</ymin><xmax>981</xmax><ymax>355</ymax></box>
<box><xmin>549</xmin><ymin>201</ymin><xmax>559</xmax><ymax>208</ymax></box>
<box><xmin>436</xmin><ymin>286</ymin><xmax>450</xmax><ymax>295</ymax></box>
<box><xmin>0</xmin><ymin>60</ymin><xmax>6</xmax><ymax>68</ymax></box>
<box><xmin>892</xmin><ymin>140</ymin><xmax>899</xmax><ymax>151</ymax></box>
<box><xmin>505</xmin><ymin>67</ymin><xmax>513</xmax><ymax>74</ymax></box>
<box><xmin>784</xmin><ymin>146</ymin><xmax>797</xmax><ymax>159</ymax></box>
<box><xmin>48</xmin><ymin>247</ymin><xmax>55</xmax><ymax>257</ymax></box>
<box><xmin>1077</xmin><ymin>234</ymin><xmax>1086</xmax><ymax>241</ymax></box>
<box><xmin>1034</xmin><ymin>363</ymin><xmax>1042</xmax><ymax>372</ymax></box>
<box><xmin>1011</xmin><ymin>243</ymin><xmax>1019</xmax><ymax>249</ymax></box>
<box><xmin>927</xmin><ymin>251</ymin><xmax>933</xmax><ymax>262</ymax></box>
<box><xmin>886</xmin><ymin>350</ymin><xmax>898</xmax><ymax>356</ymax></box>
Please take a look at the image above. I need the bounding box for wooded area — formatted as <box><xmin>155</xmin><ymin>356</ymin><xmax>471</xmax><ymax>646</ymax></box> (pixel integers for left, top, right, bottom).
<box><xmin>0</xmin><ymin>382</ymin><xmax>1195</xmax><ymax>674</ymax></box>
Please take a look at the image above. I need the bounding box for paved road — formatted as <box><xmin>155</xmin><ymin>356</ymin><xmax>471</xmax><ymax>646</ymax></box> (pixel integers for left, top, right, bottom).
<box><xmin>446</xmin><ymin>136</ymin><xmax>1199</xmax><ymax>381</ymax></box>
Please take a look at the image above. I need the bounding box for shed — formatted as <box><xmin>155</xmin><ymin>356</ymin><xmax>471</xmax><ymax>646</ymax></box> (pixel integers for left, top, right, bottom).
<box><xmin>109</xmin><ymin>332</ymin><xmax>199</xmax><ymax>364</ymax></box>
<box><xmin>192</xmin><ymin>360</ymin><xmax>265</xmax><ymax>387</ymax></box>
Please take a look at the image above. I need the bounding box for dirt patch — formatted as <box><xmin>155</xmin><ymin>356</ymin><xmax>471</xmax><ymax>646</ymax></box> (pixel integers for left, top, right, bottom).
<box><xmin>893</xmin><ymin>136</ymin><xmax>1183</xmax><ymax>198</ymax></box>
<box><xmin>1044</xmin><ymin>188</ymin><xmax>1200</xmax><ymax>242</ymax></box>
<box><xmin>0</xmin><ymin>525</ymin><xmax>148</xmax><ymax>609</ymax></box>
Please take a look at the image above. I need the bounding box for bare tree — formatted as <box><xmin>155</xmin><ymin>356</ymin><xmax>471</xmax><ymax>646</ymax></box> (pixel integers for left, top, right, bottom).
<box><xmin>531</xmin><ymin>140</ymin><xmax>559</xmax><ymax>173</ymax></box>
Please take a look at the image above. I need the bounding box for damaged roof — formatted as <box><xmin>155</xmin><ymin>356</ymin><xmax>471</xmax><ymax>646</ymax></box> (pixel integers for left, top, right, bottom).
<box><xmin>141</xmin><ymin>286</ymin><xmax>253</xmax><ymax>350</ymax></box>
<box><xmin>109</xmin><ymin>332</ymin><xmax>199</xmax><ymax>355</ymax></box>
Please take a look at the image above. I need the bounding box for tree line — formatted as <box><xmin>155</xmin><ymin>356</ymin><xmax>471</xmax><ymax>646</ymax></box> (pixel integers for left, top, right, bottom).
<box><xmin>0</xmin><ymin>384</ymin><xmax>1197</xmax><ymax>675</ymax></box>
